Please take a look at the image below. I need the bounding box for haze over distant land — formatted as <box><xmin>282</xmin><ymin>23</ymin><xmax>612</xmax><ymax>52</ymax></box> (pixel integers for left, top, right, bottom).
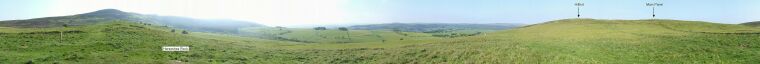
<box><xmin>0</xmin><ymin>0</ymin><xmax>759</xmax><ymax>27</ymax></box>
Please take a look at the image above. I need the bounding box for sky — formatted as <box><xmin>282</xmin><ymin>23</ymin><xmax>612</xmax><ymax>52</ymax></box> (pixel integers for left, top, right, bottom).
<box><xmin>0</xmin><ymin>0</ymin><xmax>759</xmax><ymax>27</ymax></box>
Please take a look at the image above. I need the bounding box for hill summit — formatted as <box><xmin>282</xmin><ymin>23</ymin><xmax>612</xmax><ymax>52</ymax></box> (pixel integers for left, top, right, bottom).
<box><xmin>740</xmin><ymin>21</ymin><xmax>760</xmax><ymax>27</ymax></box>
<box><xmin>0</xmin><ymin>9</ymin><xmax>265</xmax><ymax>33</ymax></box>
<box><xmin>78</xmin><ymin>9</ymin><xmax>133</xmax><ymax>19</ymax></box>
<box><xmin>86</xmin><ymin>9</ymin><xmax>127</xmax><ymax>14</ymax></box>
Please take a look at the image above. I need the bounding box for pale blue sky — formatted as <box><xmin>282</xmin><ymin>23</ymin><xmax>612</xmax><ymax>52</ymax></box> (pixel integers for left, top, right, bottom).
<box><xmin>0</xmin><ymin>0</ymin><xmax>758</xmax><ymax>27</ymax></box>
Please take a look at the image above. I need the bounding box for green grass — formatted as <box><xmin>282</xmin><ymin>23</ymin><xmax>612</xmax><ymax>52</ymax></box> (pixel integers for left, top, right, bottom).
<box><xmin>239</xmin><ymin>27</ymin><xmax>441</xmax><ymax>43</ymax></box>
<box><xmin>0</xmin><ymin>21</ymin><xmax>289</xmax><ymax>63</ymax></box>
<box><xmin>473</xmin><ymin>19</ymin><xmax>760</xmax><ymax>63</ymax></box>
<box><xmin>2</xmin><ymin>19</ymin><xmax>760</xmax><ymax>63</ymax></box>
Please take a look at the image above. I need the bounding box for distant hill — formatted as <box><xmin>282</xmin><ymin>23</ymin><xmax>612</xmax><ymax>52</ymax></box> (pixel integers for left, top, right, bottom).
<box><xmin>348</xmin><ymin>23</ymin><xmax>521</xmax><ymax>37</ymax></box>
<box><xmin>740</xmin><ymin>21</ymin><xmax>760</xmax><ymax>27</ymax></box>
<box><xmin>140</xmin><ymin>15</ymin><xmax>264</xmax><ymax>34</ymax></box>
<box><xmin>349</xmin><ymin>23</ymin><xmax>522</xmax><ymax>32</ymax></box>
<box><xmin>238</xmin><ymin>27</ymin><xmax>440</xmax><ymax>43</ymax></box>
<box><xmin>0</xmin><ymin>9</ymin><xmax>264</xmax><ymax>34</ymax></box>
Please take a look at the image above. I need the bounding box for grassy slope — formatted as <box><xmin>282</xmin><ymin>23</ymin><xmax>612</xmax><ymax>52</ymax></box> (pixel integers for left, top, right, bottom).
<box><xmin>1</xmin><ymin>19</ymin><xmax>759</xmax><ymax>63</ymax></box>
<box><xmin>467</xmin><ymin>19</ymin><xmax>760</xmax><ymax>63</ymax></box>
<box><xmin>740</xmin><ymin>21</ymin><xmax>760</xmax><ymax>28</ymax></box>
<box><xmin>0</xmin><ymin>21</ymin><xmax>294</xmax><ymax>63</ymax></box>
<box><xmin>231</xmin><ymin>19</ymin><xmax>760</xmax><ymax>63</ymax></box>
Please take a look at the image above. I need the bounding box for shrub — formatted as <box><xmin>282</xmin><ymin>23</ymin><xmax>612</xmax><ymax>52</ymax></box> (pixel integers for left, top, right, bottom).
<box><xmin>338</xmin><ymin>27</ymin><xmax>348</xmax><ymax>31</ymax></box>
<box><xmin>313</xmin><ymin>27</ymin><xmax>327</xmax><ymax>30</ymax></box>
<box><xmin>25</xmin><ymin>60</ymin><xmax>33</xmax><ymax>64</ymax></box>
<box><xmin>182</xmin><ymin>30</ymin><xmax>189</xmax><ymax>34</ymax></box>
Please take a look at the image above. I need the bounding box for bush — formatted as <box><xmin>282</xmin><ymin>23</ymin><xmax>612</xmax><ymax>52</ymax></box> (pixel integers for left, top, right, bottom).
<box><xmin>314</xmin><ymin>27</ymin><xmax>327</xmax><ymax>30</ymax></box>
<box><xmin>25</xmin><ymin>60</ymin><xmax>33</xmax><ymax>64</ymax></box>
<box><xmin>182</xmin><ymin>30</ymin><xmax>189</xmax><ymax>34</ymax></box>
<box><xmin>338</xmin><ymin>27</ymin><xmax>348</xmax><ymax>31</ymax></box>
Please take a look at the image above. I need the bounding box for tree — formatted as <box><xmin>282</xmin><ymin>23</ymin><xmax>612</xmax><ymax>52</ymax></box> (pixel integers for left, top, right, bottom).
<box><xmin>275</xmin><ymin>26</ymin><xmax>286</xmax><ymax>30</ymax></box>
<box><xmin>338</xmin><ymin>27</ymin><xmax>348</xmax><ymax>31</ymax></box>
<box><xmin>313</xmin><ymin>27</ymin><xmax>327</xmax><ymax>36</ymax></box>
<box><xmin>338</xmin><ymin>27</ymin><xmax>350</xmax><ymax>40</ymax></box>
<box><xmin>313</xmin><ymin>27</ymin><xmax>327</xmax><ymax>30</ymax></box>
<box><xmin>25</xmin><ymin>60</ymin><xmax>33</xmax><ymax>64</ymax></box>
<box><xmin>171</xmin><ymin>29</ymin><xmax>176</xmax><ymax>32</ymax></box>
<box><xmin>182</xmin><ymin>30</ymin><xmax>189</xmax><ymax>34</ymax></box>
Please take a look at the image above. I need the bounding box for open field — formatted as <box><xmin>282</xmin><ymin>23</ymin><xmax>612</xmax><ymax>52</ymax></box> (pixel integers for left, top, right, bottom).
<box><xmin>238</xmin><ymin>27</ymin><xmax>442</xmax><ymax>43</ymax></box>
<box><xmin>1</xmin><ymin>19</ymin><xmax>760</xmax><ymax>63</ymax></box>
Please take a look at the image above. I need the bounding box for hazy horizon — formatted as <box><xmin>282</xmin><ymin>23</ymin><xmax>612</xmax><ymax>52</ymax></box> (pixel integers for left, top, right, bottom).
<box><xmin>1</xmin><ymin>0</ymin><xmax>759</xmax><ymax>27</ymax></box>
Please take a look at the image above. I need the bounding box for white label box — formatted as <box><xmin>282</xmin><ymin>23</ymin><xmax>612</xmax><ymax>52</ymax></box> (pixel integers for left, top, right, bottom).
<box><xmin>162</xmin><ymin>46</ymin><xmax>190</xmax><ymax>51</ymax></box>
